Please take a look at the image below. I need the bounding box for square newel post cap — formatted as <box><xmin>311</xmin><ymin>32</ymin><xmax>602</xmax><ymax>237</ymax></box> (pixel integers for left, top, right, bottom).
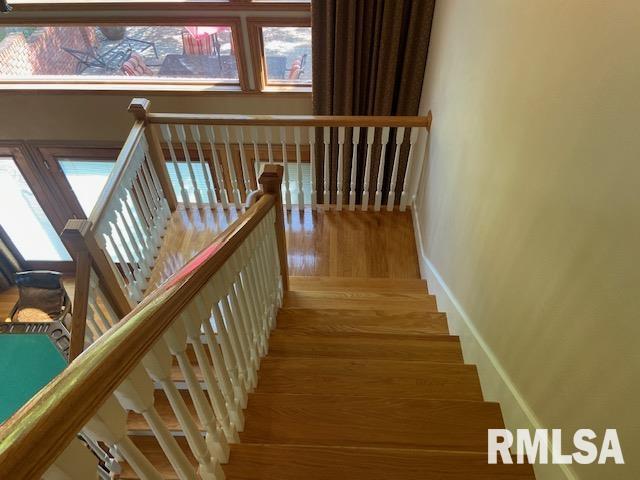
<box><xmin>128</xmin><ymin>98</ymin><xmax>152</xmax><ymax>122</ymax></box>
<box><xmin>258</xmin><ymin>164</ymin><xmax>284</xmax><ymax>194</ymax></box>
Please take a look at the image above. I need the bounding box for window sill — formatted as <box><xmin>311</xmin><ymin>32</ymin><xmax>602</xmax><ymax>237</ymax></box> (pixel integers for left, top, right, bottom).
<box><xmin>0</xmin><ymin>82</ymin><xmax>312</xmax><ymax>96</ymax></box>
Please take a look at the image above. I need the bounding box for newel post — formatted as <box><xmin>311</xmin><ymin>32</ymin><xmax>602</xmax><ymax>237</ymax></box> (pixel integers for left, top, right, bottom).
<box><xmin>128</xmin><ymin>98</ymin><xmax>177</xmax><ymax>211</ymax></box>
<box><xmin>258</xmin><ymin>164</ymin><xmax>289</xmax><ymax>291</ymax></box>
<box><xmin>62</xmin><ymin>219</ymin><xmax>133</xmax><ymax>320</ymax></box>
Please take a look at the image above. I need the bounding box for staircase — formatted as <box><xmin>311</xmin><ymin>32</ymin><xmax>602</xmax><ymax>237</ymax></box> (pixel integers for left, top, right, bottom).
<box><xmin>122</xmin><ymin>276</ymin><xmax>535</xmax><ymax>479</ymax></box>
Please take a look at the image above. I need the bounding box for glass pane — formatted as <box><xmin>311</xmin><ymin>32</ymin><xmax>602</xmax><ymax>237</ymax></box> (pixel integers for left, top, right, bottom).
<box><xmin>0</xmin><ymin>25</ymin><xmax>238</xmax><ymax>81</ymax></box>
<box><xmin>262</xmin><ymin>27</ymin><xmax>312</xmax><ymax>84</ymax></box>
<box><xmin>166</xmin><ymin>162</ymin><xmax>214</xmax><ymax>204</ymax></box>
<box><xmin>0</xmin><ymin>157</ymin><xmax>71</xmax><ymax>261</ymax></box>
<box><xmin>59</xmin><ymin>159</ymin><xmax>115</xmax><ymax>216</ymax></box>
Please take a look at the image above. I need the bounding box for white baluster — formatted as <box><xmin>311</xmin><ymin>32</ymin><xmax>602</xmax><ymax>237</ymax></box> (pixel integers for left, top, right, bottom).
<box><xmin>386</xmin><ymin>126</ymin><xmax>405</xmax><ymax>212</ymax></box>
<box><xmin>207</xmin><ymin>286</ymin><xmax>248</xmax><ymax>408</ymax></box>
<box><xmin>112</xmin><ymin>210</ymin><xmax>148</xmax><ymax>293</ymax></box>
<box><xmin>94</xmin><ymin>228</ymin><xmax>132</xmax><ymax>305</ymax></box>
<box><xmin>218</xmin><ymin>268</ymin><xmax>253</xmax><ymax>390</ymax></box>
<box><xmin>410</xmin><ymin>127</ymin><xmax>430</xmax><ymax>205</ymax></box>
<box><xmin>280</xmin><ymin>127</ymin><xmax>292</xmax><ymax>208</ymax></box>
<box><xmin>114</xmin><ymin>366</ymin><xmax>196</xmax><ymax>479</ymax></box>
<box><xmin>159</xmin><ymin>124</ymin><xmax>190</xmax><ymax>207</ymax></box>
<box><xmin>193</xmin><ymin>293</ymin><xmax>245</xmax><ymax>432</ymax></box>
<box><xmin>265</xmin><ymin>127</ymin><xmax>274</xmax><ymax>164</ymax></box>
<box><xmin>399</xmin><ymin>127</ymin><xmax>419</xmax><ymax>211</ymax></box>
<box><xmin>361</xmin><ymin>127</ymin><xmax>375</xmax><ymax>211</ymax></box>
<box><xmin>205</xmin><ymin>126</ymin><xmax>229</xmax><ymax>209</ymax></box>
<box><xmin>175</xmin><ymin>124</ymin><xmax>202</xmax><ymax>207</ymax></box>
<box><xmin>121</xmin><ymin>189</ymin><xmax>152</xmax><ymax>264</ymax></box>
<box><xmin>349</xmin><ymin>126</ymin><xmax>360</xmax><ymax>210</ymax></box>
<box><xmin>237</xmin><ymin>241</ymin><xmax>269</xmax><ymax>344</ymax></box>
<box><xmin>374</xmin><ymin>126</ymin><xmax>391</xmax><ymax>211</ymax></box>
<box><xmin>142</xmin><ymin>339</ymin><xmax>225</xmax><ymax>479</ymax></box>
<box><xmin>222</xmin><ymin>127</ymin><xmax>242</xmax><ymax>209</ymax></box>
<box><xmin>43</xmin><ymin>437</ymin><xmax>98</xmax><ymax>480</ymax></box>
<box><xmin>236</xmin><ymin>127</ymin><xmax>252</xmax><ymax>196</ymax></box>
<box><xmin>308</xmin><ymin>127</ymin><xmax>317</xmax><ymax>209</ymax></box>
<box><xmin>294</xmin><ymin>127</ymin><xmax>304</xmax><ymax>208</ymax></box>
<box><xmin>336</xmin><ymin>126</ymin><xmax>345</xmax><ymax>211</ymax></box>
<box><xmin>322</xmin><ymin>127</ymin><xmax>330</xmax><ymax>208</ymax></box>
<box><xmin>251</xmin><ymin>127</ymin><xmax>261</xmax><ymax>174</ymax></box>
<box><xmin>180</xmin><ymin>304</ymin><xmax>238</xmax><ymax>444</ymax></box>
<box><xmin>230</xmin><ymin>251</ymin><xmax>264</xmax><ymax>357</ymax></box>
<box><xmin>191</xmin><ymin>125</ymin><xmax>217</xmax><ymax>207</ymax></box>
<box><xmin>223</xmin><ymin>258</ymin><xmax>259</xmax><ymax>379</ymax></box>
<box><xmin>84</xmin><ymin>395</ymin><xmax>163</xmax><ymax>480</ymax></box>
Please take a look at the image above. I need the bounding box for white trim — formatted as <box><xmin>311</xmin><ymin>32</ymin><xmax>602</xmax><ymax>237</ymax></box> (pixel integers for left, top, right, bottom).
<box><xmin>411</xmin><ymin>201</ymin><xmax>576</xmax><ymax>480</ymax></box>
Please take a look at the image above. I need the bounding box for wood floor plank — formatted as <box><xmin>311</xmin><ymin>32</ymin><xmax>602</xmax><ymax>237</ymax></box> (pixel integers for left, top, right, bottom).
<box><xmin>224</xmin><ymin>444</ymin><xmax>536</xmax><ymax>480</ymax></box>
<box><xmin>277</xmin><ymin>308</ymin><xmax>449</xmax><ymax>335</ymax></box>
<box><xmin>240</xmin><ymin>393</ymin><xmax>504</xmax><ymax>452</ymax></box>
<box><xmin>268</xmin><ymin>331</ymin><xmax>464</xmax><ymax>363</ymax></box>
<box><xmin>255</xmin><ymin>357</ymin><xmax>483</xmax><ymax>401</ymax></box>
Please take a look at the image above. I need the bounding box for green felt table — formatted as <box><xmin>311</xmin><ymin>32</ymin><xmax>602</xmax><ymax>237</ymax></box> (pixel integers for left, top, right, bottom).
<box><xmin>0</xmin><ymin>334</ymin><xmax>66</xmax><ymax>424</ymax></box>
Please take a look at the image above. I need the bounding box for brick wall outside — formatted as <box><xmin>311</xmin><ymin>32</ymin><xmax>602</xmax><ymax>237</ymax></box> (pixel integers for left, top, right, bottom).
<box><xmin>0</xmin><ymin>27</ymin><xmax>97</xmax><ymax>76</ymax></box>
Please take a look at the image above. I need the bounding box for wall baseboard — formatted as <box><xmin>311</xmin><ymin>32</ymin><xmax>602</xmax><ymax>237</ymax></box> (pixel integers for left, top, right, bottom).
<box><xmin>410</xmin><ymin>201</ymin><xmax>576</xmax><ymax>480</ymax></box>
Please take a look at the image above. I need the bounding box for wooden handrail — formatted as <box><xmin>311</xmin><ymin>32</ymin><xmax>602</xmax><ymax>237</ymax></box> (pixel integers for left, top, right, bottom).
<box><xmin>147</xmin><ymin>113</ymin><xmax>432</xmax><ymax>130</ymax></box>
<box><xmin>87</xmin><ymin>120</ymin><xmax>145</xmax><ymax>228</ymax></box>
<box><xmin>0</xmin><ymin>193</ymin><xmax>277</xmax><ymax>479</ymax></box>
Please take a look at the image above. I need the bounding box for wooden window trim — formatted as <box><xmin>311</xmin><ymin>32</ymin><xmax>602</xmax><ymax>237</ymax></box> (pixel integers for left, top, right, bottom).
<box><xmin>0</xmin><ymin>144</ymin><xmax>75</xmax><ymax>273</ymax></box>
<box><xmin>247</xmin><ymin>17</ymin><xmax>311</xmax><ymax>92</ymax></box>
<box><xmin>7</xmin><ymin>1</ymin><xmax>311</xmax><ymax>13</ymax></box>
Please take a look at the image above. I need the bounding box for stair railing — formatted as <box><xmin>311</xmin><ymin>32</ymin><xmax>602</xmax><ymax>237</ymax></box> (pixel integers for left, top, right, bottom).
<box><xmin>0</xmin><ymin>165</ymin><xmax>288</xmax><ymax>480</ymax></box>
<box><xmin>59</xmin><ymin>97</ymin><xmax>429</xmax><ymax>359</ymax></box>
<box><xmin>146</xmin><ymin>105</ymin><xmax>431</xmax><ymax>212</ymax></box>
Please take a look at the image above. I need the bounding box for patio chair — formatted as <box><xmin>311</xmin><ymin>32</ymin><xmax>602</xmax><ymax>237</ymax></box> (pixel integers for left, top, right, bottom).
<box><xmin>286</xmin><ymin>53</ymin><xmax>308</xmax><ymax>80</ymax></box>
<box><xmin>182</xmin><ymin>30</ymin><xmax>223</xmax><ymax>69</ymax></box>
<box><xmin>9</xmin><ymin>271</ymin><xmax>72</xmax><ymax>330</ymax></box>
<box><xmin>122</xmin><ymin>52</ymin><xmax>155</xmax><ymax>76</ymax></box>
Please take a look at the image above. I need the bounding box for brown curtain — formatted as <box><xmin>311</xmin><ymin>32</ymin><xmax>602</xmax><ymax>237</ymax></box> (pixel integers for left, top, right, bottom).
<box><xmin>312</xmin><ymin>0</ymin><xmax>435</xmax><ymax>205</ymax></box>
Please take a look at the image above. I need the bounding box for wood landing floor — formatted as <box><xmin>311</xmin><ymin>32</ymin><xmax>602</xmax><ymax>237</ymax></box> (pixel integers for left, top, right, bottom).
<box><xmin>1</xmin><ymin>207</ymin><xmax>420</xmax><ymax>318</ymax></box>
<box><xmin>147</xmin><ymin>206</ymin><xmax>420</xmax><ymax>293</ymax></box>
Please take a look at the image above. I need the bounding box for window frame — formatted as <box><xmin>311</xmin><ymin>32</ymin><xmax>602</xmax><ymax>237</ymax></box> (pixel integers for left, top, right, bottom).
<box><xmin>247</xmin><ymin>17</ymin><xmax>312</xmax><ymax>92</ymax></box>
<box><xmin>0</xmin><ymin>143</ymin><xmax>75</xmax><ymax>272</ymax></box>
<box><xmin>0</xmin><ymin>2</ymin><xmax>311</xmax><ymax>95</ymax></box>
<box><xmin>0</xmin><ymin>17</ymin><xmax>249</xmax><ymax>91</ymax></box>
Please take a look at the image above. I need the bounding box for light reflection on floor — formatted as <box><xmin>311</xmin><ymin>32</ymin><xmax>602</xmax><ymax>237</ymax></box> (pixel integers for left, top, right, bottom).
<box><xmin>146</xmin><ymin>204</ymin><xmax>421</xmax><ymax>295</ymax></box>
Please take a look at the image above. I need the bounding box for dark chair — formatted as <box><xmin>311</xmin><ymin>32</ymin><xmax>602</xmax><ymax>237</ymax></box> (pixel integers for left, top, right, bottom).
<box><xmin>9</xmin><ymin>271</ymin><xmax>72</xmax><ymax>329</ymax></box>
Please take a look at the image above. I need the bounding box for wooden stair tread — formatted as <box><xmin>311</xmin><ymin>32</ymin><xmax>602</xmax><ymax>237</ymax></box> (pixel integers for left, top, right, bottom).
<box><xmin>254</xmin><ymin>357</ymin><xmax>483</xmax><ymax>401</ymax></box>
<box><xmin>120</xmin><ymin>439</ymin><xmax>535</xmax><ymax>480</ymax></box>
<box><xmin>289</xmin><ymin>276</ymin><xmax>428</xmax><ymax>293</ymax></box>
<box><xmin>283</xmin><ymin>290</ymin><xmax>438</xmax><ymax>312</ymax></box>
<box><xmin>224</xmin><ymin>444</ymin><xmax>536</xmax><ymax>480</ymax></box>
<box><xmin>127</xmin><ymin>390</ymin><xmax>202</xmax><ymax>433</ymax></box>
<box><xmin>277</xmin><ymin>308</ymin><xmax>449</xmax><ymax>335</ymax></box>
<box><xmin>268</xmin><ymin>331</ymin><xmax>464</xmax><ymax>363</ymax></box>
<box><xmin>240</xmin><ymin>393</ymin><xmax>504</xmax><ymax>452</ymax></box>
<box><xmin>120</xmin><ymin>436</ymin><xmax>195</xmax><ymax>479</ymax></box>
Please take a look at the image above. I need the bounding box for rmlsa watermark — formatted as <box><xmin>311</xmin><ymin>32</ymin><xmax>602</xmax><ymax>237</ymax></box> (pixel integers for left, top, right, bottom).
<box><xmin>488</xmin><ymin>429</ymin><xmax>624</xmax><ymax>465</ymax></box>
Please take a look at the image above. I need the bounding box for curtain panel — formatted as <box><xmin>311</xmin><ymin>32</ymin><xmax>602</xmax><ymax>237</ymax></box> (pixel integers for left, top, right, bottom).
<box><xmin>312</xmin><ymin>0</ymin><xmax>435</xmax><ymax>205</ymax></box>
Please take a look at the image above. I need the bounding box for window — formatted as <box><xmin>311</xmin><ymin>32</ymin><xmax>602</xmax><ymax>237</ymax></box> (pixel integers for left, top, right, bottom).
<box><xmin>262</xmin><ymin>26</ymin><xmax>311</xmax><ymax>84</ymax></box>
<box><xmin>0</xmin><ymin>24</ymin><xmax>240</xmax><ymax>83</ymax></box>
<box><xmin>0</xmin><ymin>3</ymin><xmax>312</xmax><ymax>93</ymax></box>
<box><xmin>58</xmin><ymin>159</ymin><xmax>115</xmax><ymax>216</ymax></box>
<box><xmin>0</xmin><ymin>156</ymin><xmax>71</xmax><ymax>261</ymax></box>
<box><xmin>248</xmin><ymin>19</ymin><xmax>312</xmax><ymax>90</ymax></box>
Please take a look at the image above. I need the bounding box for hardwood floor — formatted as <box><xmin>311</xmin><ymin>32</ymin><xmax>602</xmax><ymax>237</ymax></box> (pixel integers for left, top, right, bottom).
<box><xmin>146</xmin><ymin>206</ymin><xmax>420</xmax><ymax>295</ymax></box>
<box><xmin>285</xmin><ymin>208</ymin><xmax>420</xmax><ymax>278</ymax></box>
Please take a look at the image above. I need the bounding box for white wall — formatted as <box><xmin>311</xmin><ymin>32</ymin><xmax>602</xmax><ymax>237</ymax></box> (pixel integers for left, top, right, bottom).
<box><xmin>414</xmin><ymin>1</ymin><xmax>640</xmax><ymax>479</ymax></box>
